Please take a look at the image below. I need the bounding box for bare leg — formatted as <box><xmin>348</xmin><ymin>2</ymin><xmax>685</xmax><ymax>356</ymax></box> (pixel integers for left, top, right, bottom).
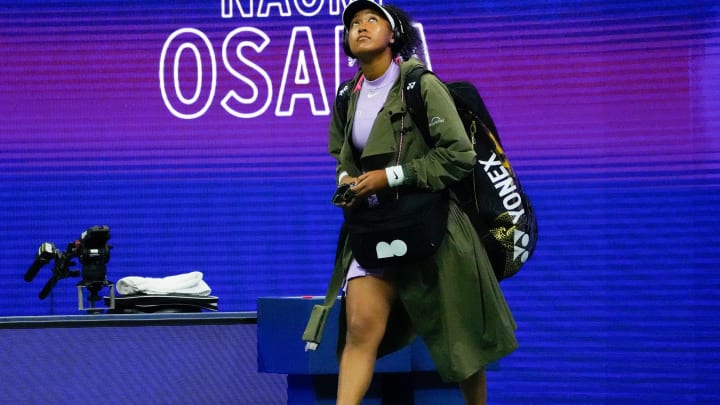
<box><xmin>459</xmin><ymin>369</ymin><xmax>487</xmax><ymax>405</ymax></box>
<box><xmin>336</xmin><ymin>275</ymin><xmax>397</xmax><ymax>405</ymax></box>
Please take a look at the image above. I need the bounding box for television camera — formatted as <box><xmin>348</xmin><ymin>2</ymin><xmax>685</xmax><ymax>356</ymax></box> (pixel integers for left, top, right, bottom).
<box><xmin>24</xmin><ymin>225</ymin><xmax>115</xmax><ymax>311</ymax></box>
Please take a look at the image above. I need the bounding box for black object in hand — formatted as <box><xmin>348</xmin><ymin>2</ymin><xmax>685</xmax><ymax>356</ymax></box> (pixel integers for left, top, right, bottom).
<box><xmin>332</xmin><ymin>183</ymin><xmax>356</xmax><ymax>205</ymax></box>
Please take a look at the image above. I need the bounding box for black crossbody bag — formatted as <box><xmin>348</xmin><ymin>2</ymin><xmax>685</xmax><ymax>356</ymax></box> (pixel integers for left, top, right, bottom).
<box><xmin>343</xmin><ymin>191</ymin><xmax>448</xmax><ymax>268</ymax></box>
<box><xmin>341</xmin><ymin>93</ymin><xmax>448</xmax><ymax>268</ymax></box>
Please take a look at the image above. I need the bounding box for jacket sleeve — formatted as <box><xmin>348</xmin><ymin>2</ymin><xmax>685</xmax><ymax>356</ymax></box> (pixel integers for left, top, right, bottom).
<box><xmin>328</xmin><ymin>98</ymin><xmax>347</xmax><ymax>183</ymax></box>
<box><xmin>401</xmin><ymin>74</ymin><xmax>476</xmax><ymax>191</ymax></box>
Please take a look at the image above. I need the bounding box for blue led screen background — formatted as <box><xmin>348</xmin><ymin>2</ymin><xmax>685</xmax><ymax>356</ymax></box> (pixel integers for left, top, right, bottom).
<box><xmin>1</xmin><ymin>1</ymin><xmax>719</xmax><ymax>402</ymax></box>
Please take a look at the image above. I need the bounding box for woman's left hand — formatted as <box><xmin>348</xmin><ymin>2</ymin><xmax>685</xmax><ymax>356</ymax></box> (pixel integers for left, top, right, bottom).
<box><xmin>352</xmin><ymin>170</ymin><xmax>389</xmax><ymax>198</ymax></box>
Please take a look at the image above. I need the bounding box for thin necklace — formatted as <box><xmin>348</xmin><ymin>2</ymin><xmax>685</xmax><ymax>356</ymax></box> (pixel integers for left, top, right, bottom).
<box><xmin>363</xmin><ymin>62</ymin><xmax>397</xmax><ymax>97</ymax></box>
<box><xmin>366</xmin><ymin>83</ymin><xmax>390</xmax><ymax>97</ymax></box>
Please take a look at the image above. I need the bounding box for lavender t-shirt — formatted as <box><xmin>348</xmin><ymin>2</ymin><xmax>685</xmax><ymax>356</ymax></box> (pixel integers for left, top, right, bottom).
<box><xmin>351</xmin><ymin>61</ymin><xmax>400</xmax><ymax>151</ymax></box>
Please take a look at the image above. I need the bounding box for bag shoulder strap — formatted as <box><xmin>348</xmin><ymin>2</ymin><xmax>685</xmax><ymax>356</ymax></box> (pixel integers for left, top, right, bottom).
<box><xmin>301</xmin><ymin>225</ymin><xmax>348</xmax><ymax>350</ymax></box>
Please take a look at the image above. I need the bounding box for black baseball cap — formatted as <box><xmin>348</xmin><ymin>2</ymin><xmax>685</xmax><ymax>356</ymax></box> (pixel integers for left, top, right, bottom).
<box><xmin>342</xmin><ymin>0</ymin><xmax>396</xmax><ymax>30</ymax></box>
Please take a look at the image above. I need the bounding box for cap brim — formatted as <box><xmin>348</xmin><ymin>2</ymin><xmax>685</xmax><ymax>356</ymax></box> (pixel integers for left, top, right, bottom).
<box><xmin>342</xmin><ymin>0</ymin><xmax>395</xmax><ymax>30</ymax></box>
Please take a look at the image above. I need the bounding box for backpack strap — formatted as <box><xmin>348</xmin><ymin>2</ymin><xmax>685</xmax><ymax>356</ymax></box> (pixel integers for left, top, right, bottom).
<box><xmin>403</xmin><ymin>67</ymin><xmax>501</xmax><ymax>145</ymax></box>
<box><xmin>335</xmin><ymin>79</ymin><xmax>354</xmax><ymax>129</ymax></box>
<box><xmin>403</xmin><ymin>66</ymin><xmax>434</xmax><ymax>147</ymax></box>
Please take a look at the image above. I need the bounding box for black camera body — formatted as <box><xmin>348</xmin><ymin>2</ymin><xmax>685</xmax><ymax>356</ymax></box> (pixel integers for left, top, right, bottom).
<box><xmin>24</xmin><ymin>225</ymin><xmax>112</xmax><ymax>304</ymax></box>
<box><xmin>78</xmin><ymin>226</ymin><xmax>111</xmax><ymax>284</ymax></box>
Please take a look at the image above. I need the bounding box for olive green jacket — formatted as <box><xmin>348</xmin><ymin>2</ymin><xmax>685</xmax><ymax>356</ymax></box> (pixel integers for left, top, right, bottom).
<box><xmin>328</xmin><ymin>58</ymin><xmax>476</xmax><ymax>195</ymax></box>
<box><xmin>303</xmin><ymin>58</ymin><xmax>518</xmax><ymax>382</ymax></box>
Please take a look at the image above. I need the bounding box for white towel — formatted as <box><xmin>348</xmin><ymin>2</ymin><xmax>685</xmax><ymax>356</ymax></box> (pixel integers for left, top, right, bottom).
<box><xmin>116</xmin><ymin>271</ymin><xmax>211</xmax><ymax>296</ymax></box>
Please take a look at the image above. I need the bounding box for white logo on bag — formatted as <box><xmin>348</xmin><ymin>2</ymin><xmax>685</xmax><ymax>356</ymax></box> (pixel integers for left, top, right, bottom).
<box><xmin>478</xmin><ymin>152</ymin><xmax>525</xmax><ymax>224</ymax></box>
<box><xmin>376</xmin><ymin>240</ymin><xmax>408</xmax><ymax>259</ymax></box>
<box><xmin>513</xmin><ymin>229</ymin><xmax>530</xmax><ymax>263</ymax></box>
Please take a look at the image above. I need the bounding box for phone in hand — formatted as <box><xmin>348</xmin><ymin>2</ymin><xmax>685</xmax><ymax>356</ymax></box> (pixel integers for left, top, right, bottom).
<box><xmin>331</xmin><ymin>182</ymin><xmax>356</xmax><ymax>205</ymax></box>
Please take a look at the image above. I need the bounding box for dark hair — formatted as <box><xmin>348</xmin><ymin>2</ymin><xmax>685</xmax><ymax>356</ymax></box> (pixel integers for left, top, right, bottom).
<box><xmin>383</xmin><ymin>5</ymin><xmax>421</xmax><ymax>60</ymax></box>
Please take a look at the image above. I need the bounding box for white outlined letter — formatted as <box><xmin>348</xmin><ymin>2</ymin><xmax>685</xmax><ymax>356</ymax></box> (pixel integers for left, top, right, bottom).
<box><xmin>221</xmin><ymin>27</ymin><xmax>273</xmax><ymax>118</ymax></box>
<box><xmin>257</xmin><ymin>0</ymin><xmax>291</xmax><ymax>17</ymax></box>
<box><xmin>221</xmin><ymin>0</ymin><xmax>254</xmax><ymax>18</ymax></box>
<box><xmin>159</xmin><ymin>28</ymin><xmax>217</xmax><ymax>119</ymax></box>
<box><xmin>276</xmin><ymin>26</ymin><xmax>329</xmax><ymax>117</ymax></box>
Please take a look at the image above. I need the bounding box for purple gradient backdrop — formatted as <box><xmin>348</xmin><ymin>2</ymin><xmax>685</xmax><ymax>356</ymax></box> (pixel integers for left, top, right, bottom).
<box><xmin>1</xmin><ymin>1</ymin><xmax>719</xmax><ymax>402</ymax></box>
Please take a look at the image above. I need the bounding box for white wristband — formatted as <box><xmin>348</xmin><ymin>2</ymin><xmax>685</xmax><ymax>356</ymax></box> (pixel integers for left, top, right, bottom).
<box><xmin>338</xmin><ymin>171</ymin><xmax>349</xmax><ymax>185</ymax></box>
<box><xmin>385</xmin><ymin>165</ymin><xmax>405</xmax><ymax>188</ymax></box>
